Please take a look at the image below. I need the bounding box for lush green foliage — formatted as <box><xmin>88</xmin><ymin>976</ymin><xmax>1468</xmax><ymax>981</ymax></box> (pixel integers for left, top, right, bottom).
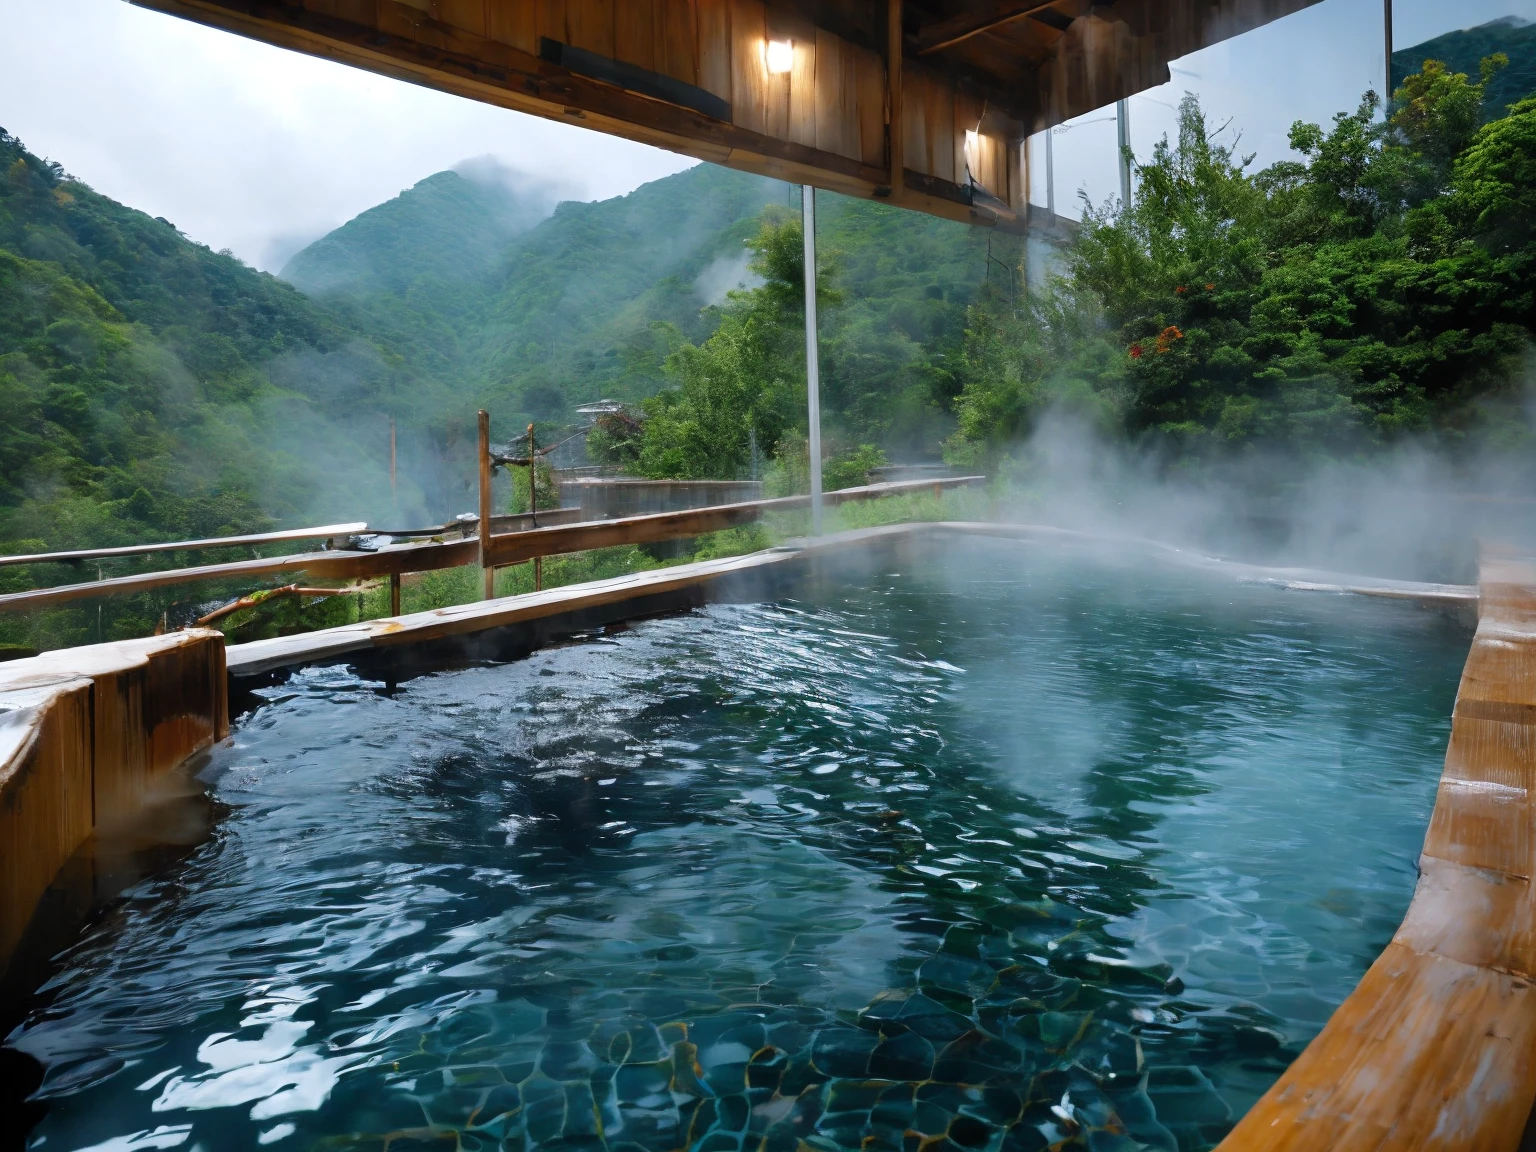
<box><xmin>0</xmin><ymin>130</ymin><xmax>450</xmax><ymax>555</ymax></box>
<box><xmin>948</xmin><ymin>56</ymin><xmax>1536</xmax><ymax>466</ymax></box>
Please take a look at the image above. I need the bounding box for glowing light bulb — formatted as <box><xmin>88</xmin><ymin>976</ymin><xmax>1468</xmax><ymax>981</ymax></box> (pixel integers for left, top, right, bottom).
<box><xmin>765</xmin><ymin>39</ymin><xmax>793</xmax><ymax>74</ymax></box>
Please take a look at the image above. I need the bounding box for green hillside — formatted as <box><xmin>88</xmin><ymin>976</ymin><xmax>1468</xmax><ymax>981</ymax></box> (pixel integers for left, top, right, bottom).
<box><xmin>0</xmin><ymin>128</ymin><xmax>460</xmax><ymax>559</ymax></box>
<box><xmin>1393</xmin><ymin>16</ymin><xmax>1536</xmax><ymax>115</ymax></box>
<box><xmin>283</xmin><ymin>162</ymin><xmax>1011</xmax><ymax>455</ymax></box>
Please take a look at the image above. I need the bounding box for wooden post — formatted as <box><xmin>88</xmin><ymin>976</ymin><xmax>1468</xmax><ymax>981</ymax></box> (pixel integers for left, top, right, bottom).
<box><xmin>528</xmin><ymin>423</ymin><xmax>542</xmax><ymax>592</ymax></box>
<box><xmin>478</xmin><ymin>409</ymin><xmax>494</xmax><ymax>600</ymax></box>
<box><xmin>888</xmin><ymin>0</ymin><xmax>904</xmax><ymax>201</ymax></box>
<box><xmin>389</xmin><ymin>417</ymin><xmax>397</xmax><ymax>514</ymax></box>
<box><xmin>389</xmin><ymin>571</ymin><xmax>401</xmax><ymax>616</ymax></box>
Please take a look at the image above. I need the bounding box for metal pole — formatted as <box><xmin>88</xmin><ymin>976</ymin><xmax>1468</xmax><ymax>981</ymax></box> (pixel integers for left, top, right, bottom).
<box><xmin>802</xmin><ymin>185</ymin><xmax>823</xmax><ymax>536</ymax></box>
<box><xmin>1045</xmin><ymin>128</ymin><xmax>1055</xmax><ymax>219</ymax></box>
<box><xmin>477</xmin><ymin>409</ymin><xmax>493</xmax><ymax>600</ymax></box>
<box><xmin>1383</xmin><ymin>0</ymin><xmax>1394</xmax><ymax>102</ymax></box>
<box><xmin>1116</xmin><ymin>98</ymin><xmax>1133</xmax><ymax>207</ymax></box>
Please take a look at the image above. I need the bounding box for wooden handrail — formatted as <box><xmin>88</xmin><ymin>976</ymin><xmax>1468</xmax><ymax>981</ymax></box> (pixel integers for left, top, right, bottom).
<box><xmin>482</xmin><ymin>477</ymin><xmax>986</xmax><ymax>568</ymax></box>
<box><xmin>0</xmin><ymin>477</ymin><xmax>982</xmax><ymax>614</ymax></box>
<box><xmin>0</xmin><ymin>539</ymin><xmax>478</xmax><ymax>612</ymax></box>
<box><xmin>0</xmin><ymin>522</ymin><xmax>369</xmax><ymax>568</ymax></box>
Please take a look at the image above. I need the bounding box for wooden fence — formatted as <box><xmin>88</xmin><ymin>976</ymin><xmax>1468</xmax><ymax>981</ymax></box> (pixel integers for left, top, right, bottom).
<box><xmin>0</xmin><ymin>468</ymin><xmax>983</xmax><ymax>617</ymax></box>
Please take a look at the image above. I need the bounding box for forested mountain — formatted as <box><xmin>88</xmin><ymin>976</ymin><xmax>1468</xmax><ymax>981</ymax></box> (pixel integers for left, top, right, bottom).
<box><xmin>7</xmin><ymin>13</ymin><xmax>1535</xmax><ymax>569</ymax></box>
<box><xmin>282</xmin><ymin>161</ymin><xmax>1009</xmax><ymax>456</ymax></box>
<box><xmin>1393</xmin><ymin>16</ymin><xmax>1536</xmax><ymax>117</ymax></box>
<box><xmin>0</xmin><ymin>128</ymin><xmax>457</xmax><ymax>557</ymax></box>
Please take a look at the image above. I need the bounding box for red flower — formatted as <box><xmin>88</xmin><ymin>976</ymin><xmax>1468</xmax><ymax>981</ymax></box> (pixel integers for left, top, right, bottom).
<box><xmin>1129</xmin><ymin>343</ymin><xmax>1144</xmax><ymax>359</ymax></box>
<box><xmin>1174</xmin><ymin>286</ymin><xmax>1187</xmax><ymax>294</ymax></box>
<box><xmin>1154</xmin><ymin>325</ymin><xmax>1184</xmax><ymax>355</ymax></box>
<box><xmin>1204</xmin><ymin>283</ymin><xmax>1215</xmax><ymax>291</ymax></box>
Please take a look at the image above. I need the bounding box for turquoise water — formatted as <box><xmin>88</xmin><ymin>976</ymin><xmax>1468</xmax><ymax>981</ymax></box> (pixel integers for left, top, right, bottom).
<box><xmin>9</xmin><ymin>538</ymin><xmax>1467</xmax><ymax>1152</ymax></box>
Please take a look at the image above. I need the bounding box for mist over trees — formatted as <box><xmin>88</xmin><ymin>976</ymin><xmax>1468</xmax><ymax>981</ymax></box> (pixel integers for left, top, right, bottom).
<box><xmin>946</xmin><ymin>55</ymin><xmax>1536</xmax><ymax>470</ymax></box>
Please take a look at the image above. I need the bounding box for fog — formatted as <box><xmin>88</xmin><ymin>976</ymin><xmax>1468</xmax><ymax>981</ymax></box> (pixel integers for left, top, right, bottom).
<box><xmin>991</xmin><ymin>403</ymin><xmax>1536</xmax><ymax>586</ymax></box>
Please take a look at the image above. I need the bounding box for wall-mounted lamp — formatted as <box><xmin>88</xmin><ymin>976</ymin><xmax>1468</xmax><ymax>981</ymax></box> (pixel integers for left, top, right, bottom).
<box><xmin>765</xmin><ymin>38</ymin><xmax>793</xmax><ymax>74</ymax></box>
<box><xmin>965</xmin><ymin>129</ymin><xmax>979</xmax><ymax>149</ymax></box>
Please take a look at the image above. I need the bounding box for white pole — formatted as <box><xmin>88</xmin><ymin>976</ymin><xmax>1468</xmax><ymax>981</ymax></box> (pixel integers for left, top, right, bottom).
<box><xmin>1117</xmin><ymin>98</ymin><xmax>1133</xmax><ymax>207</ymax></box>
<box><xmin>1045</xmin><ymin>129</ymin><xmax>1056</xmax><ymax>219</ymax></box>
<box><xmin>802</xmin><ymin>184</ymin><xmax>823</xmax><ymax>535</ymax></box>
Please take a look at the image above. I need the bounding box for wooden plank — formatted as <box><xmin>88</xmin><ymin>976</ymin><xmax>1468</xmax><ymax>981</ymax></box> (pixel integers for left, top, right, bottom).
<box><xmin>0</xmin><ymin>522</ymin><xmax>369</xmax><ymax>568</ymax></box>
<box><xmin>613</xmin><ymin>0</ymin><xmax>655</xmax><ymax>71</ymax></box>
<box><xmin>432</xmin><ymin>0</ymin><xmax>486</xmax><ymax>35</ymax></box>
<box><xmin>694</xmin><ymin>0</ymin><xmax>730</xmax><ymax>99</ymax></box>
<box><xmin>729</xmin><ymin>0</ymin><xmax>768</xmax><ymax>135</ymax></box>
<box><xmin>1220</xmin><ymin>945</ymin><xmax>1536</xmax><ymax>1151</ymax></box>
<box><xmin>813</xmin><ymin>28</ymin><xmax>846</xmax><ymax>158</ymax></box>
<box><xmin>0</xmin><ymin>540</ymin><xmax>480</xmax><ymax>613</ymax></box>
<box><xmin>0</xmin><ymin>630</ymin><xmax>226</xmax><ymax>974</ymax></box>
<box><xmin>787</xmin><ymin>18</ymin><xmax>816</xmax><ymax>148</ymax></box>
<box><xmin>563</xmin><ymin>0</ymin><xmax>613</xmax><ymax>56</ymax></box>
<box><xmin>486</xmin><ymin>0</ymin><xmax>537</xmax><ymax>52</ymax></box>
<box><xmin>655</xmin><ymin>0</ymin><xmax>697</xmax><ymax>86</ymax></box>
<box><xmin>856</xmin><ymin>40</ymin><xmax>887</xmax><ymax>169</ymax></box>
<box><xmin>535</xmin><ymin>0</ymin><xmax>569</xmax><ymax>48</ymax></box>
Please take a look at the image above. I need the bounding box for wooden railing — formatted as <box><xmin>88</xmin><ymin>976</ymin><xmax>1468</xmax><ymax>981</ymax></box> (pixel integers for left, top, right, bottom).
<box><xmin>0</xmin><ymin>477</ymin><xmax>984</xmax><ymax>616</ymax></box>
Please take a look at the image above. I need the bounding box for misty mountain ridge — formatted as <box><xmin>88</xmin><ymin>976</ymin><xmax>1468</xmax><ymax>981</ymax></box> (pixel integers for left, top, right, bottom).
<box><xmin>281</xmin><ymin>161</ymin><xmax>791</xmax><ymax>417</ymax></box>
<box><xmin>1393</xmin><ymin>15</ymin><xmax>1536</xmax><ymax>115</ymax></box>
<box><xmin>280</xmin><ymin>162</ymin><xmax>561</xmax><ymax>297</ymax></box>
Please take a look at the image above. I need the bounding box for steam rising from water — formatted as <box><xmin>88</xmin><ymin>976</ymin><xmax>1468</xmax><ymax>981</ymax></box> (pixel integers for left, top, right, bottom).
<box><xmin>992</xmin><ymin>407</ymin><xmax>1536</xmax><ymax>584</ymax></box>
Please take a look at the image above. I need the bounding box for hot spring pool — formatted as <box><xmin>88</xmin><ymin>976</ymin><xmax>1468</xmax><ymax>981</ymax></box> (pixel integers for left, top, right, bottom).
<box><xmin>9</xmin><ymin>537</ymin><xmax>1469</xmax><ymax>1152</ymax></box>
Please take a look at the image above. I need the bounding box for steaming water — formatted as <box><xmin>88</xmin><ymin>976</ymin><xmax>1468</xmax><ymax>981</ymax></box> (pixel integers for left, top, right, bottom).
<box><xmin>9</xmin><ymin>537</ymin><xmax>1468</xmax><ymax>1152</ymax></box>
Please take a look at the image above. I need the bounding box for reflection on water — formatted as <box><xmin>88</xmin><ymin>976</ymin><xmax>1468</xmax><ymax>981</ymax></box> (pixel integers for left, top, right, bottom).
<box><xmin>8</xmin><ymin>539</ymin><xmax>1466</xmax><ymax>1152</ymax></box>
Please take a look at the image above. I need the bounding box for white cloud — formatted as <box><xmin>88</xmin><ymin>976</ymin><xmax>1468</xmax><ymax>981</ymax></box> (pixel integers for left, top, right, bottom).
<box><xmin>0</xmin><ymin>0</ymin><xmax>697</xmax><ymax>269</ymax></box>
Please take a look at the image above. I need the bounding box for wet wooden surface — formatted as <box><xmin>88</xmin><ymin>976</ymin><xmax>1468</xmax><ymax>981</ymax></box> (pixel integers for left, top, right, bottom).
<box><xmin>0</xmin><ymin>631</ymin><xmax>227</xmax><ymax>974</ymax></box>
<box><xmin>1217</xmin><ymin>554</ymin><xmax>1536</xmax><ymax>1151</ymax></box>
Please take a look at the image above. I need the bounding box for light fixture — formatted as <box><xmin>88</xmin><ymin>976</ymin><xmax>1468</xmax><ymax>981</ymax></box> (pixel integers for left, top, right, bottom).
<box><xmin>965</xmin><ymin>128</ymin><xmax>980</xmax><ymax>149</ymax></box>
<box><xmin>765</xmin><ymin>38</ymin><xmax>793</xmax><ymax>74</ymax></box>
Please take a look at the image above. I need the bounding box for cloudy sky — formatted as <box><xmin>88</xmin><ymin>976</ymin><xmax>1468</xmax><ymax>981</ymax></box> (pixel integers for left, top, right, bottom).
<box><xmin>1</xmin><ymin>0</ymin><xmax>1531</xmax><ymax>271</ymax></box>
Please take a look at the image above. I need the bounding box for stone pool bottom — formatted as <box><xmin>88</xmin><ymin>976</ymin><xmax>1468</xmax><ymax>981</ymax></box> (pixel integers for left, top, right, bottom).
<box><xmin>9</xmin><ymin>537</ymin><xmax>1468</xmax><ymax>1152</ymax></box>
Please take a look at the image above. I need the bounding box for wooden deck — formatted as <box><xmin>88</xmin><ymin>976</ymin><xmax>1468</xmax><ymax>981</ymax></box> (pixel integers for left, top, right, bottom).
<box><xmin>1217</xmin><ymin>551</ymin><xmax>1536</xmax><ymax>1151</ymax></box>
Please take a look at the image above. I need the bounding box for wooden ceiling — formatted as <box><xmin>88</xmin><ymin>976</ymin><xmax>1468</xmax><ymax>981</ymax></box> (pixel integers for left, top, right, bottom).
<box><xmin>129</xmin><ymin>0</ymin><xmax>1323</xmax><ymax>229</ymax></box>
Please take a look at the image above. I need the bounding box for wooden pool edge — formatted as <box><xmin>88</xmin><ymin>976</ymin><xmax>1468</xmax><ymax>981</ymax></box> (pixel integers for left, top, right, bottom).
<box><xmin>0</xmin><ymin>520</ymin><xmax>1514</xmax><ymax>1147</ymax></box>
<box><xmin>1215</xmin><ymin>553</ymin><xmax>1536</xmax><ymax>1152</ymax></box>
<box><xmin>0</xmin><ymin>629</ymin><xmax>227</xmax><ymax>976</ymax></box>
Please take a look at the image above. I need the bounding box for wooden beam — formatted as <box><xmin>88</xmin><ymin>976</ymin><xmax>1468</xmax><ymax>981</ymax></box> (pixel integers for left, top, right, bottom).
<box><xmin>0</xmin><ymin>522</ymin><xmax>368</xmax><ymax>568</ymax></box>
<box><xmin>916</xmin><ymin>1</ymin><xmax>1065</xmax><ymax>56</ymax></box>
<box><xmin>127</xmin><ymin>0</ymin><xmax>1029</xmax><ymax>228</ymax></box>
<box><xmin>888</xmin><ymin>0</ymin><xmax>905</xmax><ymax>198</ymax></box>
